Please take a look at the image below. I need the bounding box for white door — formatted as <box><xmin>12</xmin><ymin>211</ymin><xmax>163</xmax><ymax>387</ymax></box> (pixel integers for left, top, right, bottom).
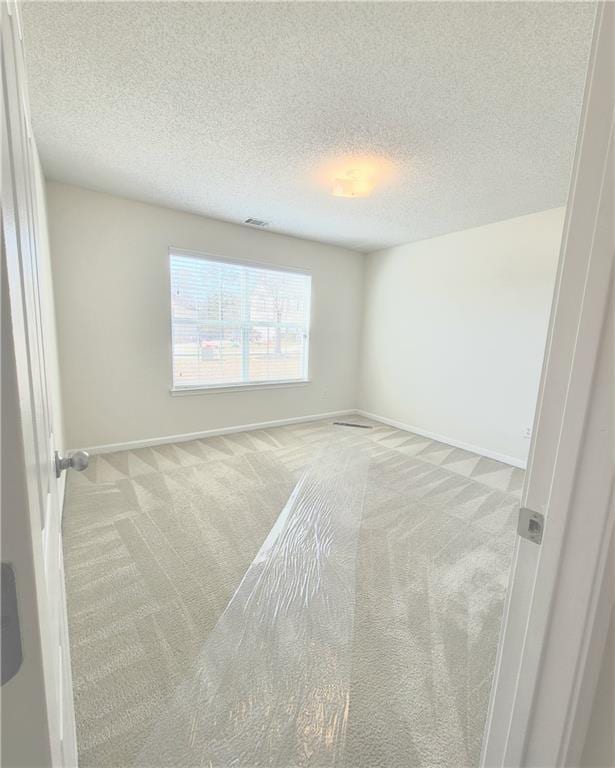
<box><xmin>481</xmin><ymin>3</ymin><xmax>614</xmax><ymax>766</ymax></box>
<box><xmin>2</xmin><ymin>2</ymin><xmax>78</xmax><ymax>765</ymax></box>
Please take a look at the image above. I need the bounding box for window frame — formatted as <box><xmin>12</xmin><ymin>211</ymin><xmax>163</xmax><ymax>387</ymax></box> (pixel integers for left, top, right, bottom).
<box><xmin>168</xmin><ymin>247</ymin><xmax>312</xmax><ymax>394</ymax></box>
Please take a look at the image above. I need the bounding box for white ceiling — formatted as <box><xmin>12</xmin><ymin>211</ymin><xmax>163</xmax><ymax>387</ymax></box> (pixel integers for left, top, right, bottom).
<box><xmin>22</xmin><ymin>2</ymin><xmax>594</xmax><ymax>253</ymax></box>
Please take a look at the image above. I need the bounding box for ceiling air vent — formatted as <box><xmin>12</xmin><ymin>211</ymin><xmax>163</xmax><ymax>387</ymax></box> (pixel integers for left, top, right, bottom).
<box><xmin>244</xmin><ymin>217</ymin><xmax>269</xmax><ymax>228</ymax></box>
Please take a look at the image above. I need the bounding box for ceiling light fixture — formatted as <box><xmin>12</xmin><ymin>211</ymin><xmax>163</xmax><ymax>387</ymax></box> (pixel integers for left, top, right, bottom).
<box><xmin>331</xmin><ymin>169</ymin><xmax>373</xmax><ymax>198</ymax></box>
<box><xmin>318</xmin><ymin>156</ymin><xmax>396</xmax><ymax>199</ymax></box>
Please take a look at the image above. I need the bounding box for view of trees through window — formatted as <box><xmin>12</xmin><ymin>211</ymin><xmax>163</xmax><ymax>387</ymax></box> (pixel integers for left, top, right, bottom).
<box><xmin>170</xmin><ymin>253</ymin><xmax>311</xmax><ymax>387</ymax></box>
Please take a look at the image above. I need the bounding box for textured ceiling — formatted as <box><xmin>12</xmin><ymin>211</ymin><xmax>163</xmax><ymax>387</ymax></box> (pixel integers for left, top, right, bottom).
<box><xmin>22</xmin><ymin>2</ymin><xmax>594</xmax><ymax>253</ymax></box>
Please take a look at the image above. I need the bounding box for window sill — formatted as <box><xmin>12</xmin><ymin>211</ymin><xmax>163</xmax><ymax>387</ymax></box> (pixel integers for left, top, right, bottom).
<box><xmin>170</xmin><ymin>379</ymin><xmax>311</xmax><ymax>396</ymax></box>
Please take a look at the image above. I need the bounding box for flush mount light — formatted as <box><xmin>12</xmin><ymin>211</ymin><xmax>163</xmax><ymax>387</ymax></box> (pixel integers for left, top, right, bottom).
<box><xmin>316</xmin><ymin>156</ymin><xmax>396</xmax><ymax>199</ymax></box>
<box><xmin>331</xmin><ymin>169</ymin><xmax>373</xmax><ymax>198</ymax></box>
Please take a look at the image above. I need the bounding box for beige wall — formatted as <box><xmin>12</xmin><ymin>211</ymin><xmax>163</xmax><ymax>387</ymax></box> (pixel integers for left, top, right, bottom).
<box><xmin>359</xmin><ymin>208</ymin><xmax>565</xmax><ymax>466</ymax></box>
<box><xmin>46</xmin><ymin>182</ymin><xmax>364</xmax><ymax>448</ymax></box>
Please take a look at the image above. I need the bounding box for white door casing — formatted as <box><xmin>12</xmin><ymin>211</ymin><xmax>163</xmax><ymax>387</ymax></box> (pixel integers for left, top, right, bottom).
<box><xmin>1</xmin><ymin>2</ymin><xmax>78</xmax><ymax>766</ymax></box>
<box><xmin>481</xmin><ymin>3</ymin><xmax>614</xmax><ymax>766</ymax></box>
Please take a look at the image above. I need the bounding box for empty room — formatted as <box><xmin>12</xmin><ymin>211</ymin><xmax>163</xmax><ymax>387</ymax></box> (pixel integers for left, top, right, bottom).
<box><xmin>2</xmin><ymin>3</ymin><xmax>614</xmax><ymax>768</ymax></box>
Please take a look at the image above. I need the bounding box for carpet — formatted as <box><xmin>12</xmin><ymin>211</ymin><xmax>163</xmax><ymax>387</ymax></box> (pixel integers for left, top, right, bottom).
<box><xmin>62</xmin><ymin>418</ymin><xmax>522</xmax><ymax>767</ymax></box>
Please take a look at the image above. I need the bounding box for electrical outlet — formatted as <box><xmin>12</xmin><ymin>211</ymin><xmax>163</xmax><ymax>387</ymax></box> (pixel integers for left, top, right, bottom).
<box><xmin>523</xmin><ymin>427</ymin><xmax>532</xmax><ymax>439</ymax></box>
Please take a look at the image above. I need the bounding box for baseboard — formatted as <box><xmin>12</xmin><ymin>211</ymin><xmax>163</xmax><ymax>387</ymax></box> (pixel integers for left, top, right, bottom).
<box><xmin>356</xmin><ymin>409</ymin><xmax>527</xmax><ymax>469</ymax></box>
<box><xmin>81</xmin><ymin>409</ymin><xmax>357</xmax><ymax>455</ymax></box>
<box><xmin>82</xmin><ymin>408</ymin><xmax>527</xmax><ymax>468</ymax></box>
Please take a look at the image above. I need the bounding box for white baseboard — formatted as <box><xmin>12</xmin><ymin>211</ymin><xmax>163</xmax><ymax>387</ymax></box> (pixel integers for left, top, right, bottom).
<box><xmin>357</xmin><ymin>409</ymin><xmax>527</xmax><ymax>469</ymax></box>
<box><xmin>82</xmin><ymin>409</ymin><xmax>356</xmax><ymax>455</ymax></box>
<box><xmin>82</xmin><ymin>408</ymin><xmax>527</xmax><ymax>469</ymax></box>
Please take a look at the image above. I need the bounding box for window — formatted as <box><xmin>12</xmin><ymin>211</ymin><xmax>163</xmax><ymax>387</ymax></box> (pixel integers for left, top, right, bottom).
<box><xmin>170</xmin><ymin>251</ymin><xmax>311</xmax><ymax>390</ymax></box>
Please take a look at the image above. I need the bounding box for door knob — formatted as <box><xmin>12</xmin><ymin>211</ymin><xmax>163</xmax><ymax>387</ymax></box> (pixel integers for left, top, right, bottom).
<box><xmin>55</xmin><ymin>450</ymin><xmax>89</xmax><ymax>478</ymax></box>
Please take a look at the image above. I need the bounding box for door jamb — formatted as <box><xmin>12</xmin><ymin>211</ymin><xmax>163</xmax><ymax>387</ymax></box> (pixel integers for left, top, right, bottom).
<box><xmin>481</xmin><ymin>4</ymin><xmax>614</xmax><ymax>765</ymax></box>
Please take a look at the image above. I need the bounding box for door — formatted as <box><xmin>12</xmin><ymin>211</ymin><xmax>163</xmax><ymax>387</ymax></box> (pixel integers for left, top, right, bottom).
<box><xmin>481</xmin><ymin>3</ymin><xmax>614</xmax><ymax>766</ymax></box>
<box><xmin>2</xmin><ymin>2</ymin><xmax>78</xmax><ymax>765</ymax></box>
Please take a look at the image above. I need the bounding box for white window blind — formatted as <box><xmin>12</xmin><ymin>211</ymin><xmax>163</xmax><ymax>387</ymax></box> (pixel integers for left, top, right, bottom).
<box><xmin>170</xmin><ymin>252</ymin><xmax>311</xmax><ymax>390</ymax></box>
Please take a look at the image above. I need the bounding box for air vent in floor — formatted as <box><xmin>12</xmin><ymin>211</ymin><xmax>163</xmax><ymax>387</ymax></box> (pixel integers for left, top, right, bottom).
<box><xmin>244</xmin><ymin>218</ymin><xmax>269</xmax><ymax>228</ymax></box>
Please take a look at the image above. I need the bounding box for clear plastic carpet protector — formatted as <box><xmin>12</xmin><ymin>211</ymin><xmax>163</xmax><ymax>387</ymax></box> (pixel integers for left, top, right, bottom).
<box><xmin>137</xmin><ymin>444</ymin><xmax>370</xmax><ymax>767</ymax></box>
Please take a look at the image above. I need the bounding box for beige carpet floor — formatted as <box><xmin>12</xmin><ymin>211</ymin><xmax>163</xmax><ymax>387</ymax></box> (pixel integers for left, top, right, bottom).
<box><xmin>63</xmin><ymin>418</ymin><xmax>523</xmax><ymax>767</ymax></box>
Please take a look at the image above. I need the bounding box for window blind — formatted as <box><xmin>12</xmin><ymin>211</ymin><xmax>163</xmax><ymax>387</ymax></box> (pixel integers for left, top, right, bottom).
<box><xmin>170</xmin><ymin>252</ymin><xmax>311</xmax><ymax>389</ymax></box>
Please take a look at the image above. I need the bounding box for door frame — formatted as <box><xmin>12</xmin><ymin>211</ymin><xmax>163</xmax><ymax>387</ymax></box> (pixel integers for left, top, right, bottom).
<box><xmin>2</xmin><ymin>1</ymin><xmax>78</xmax><ymax>765</ymax></box>
<box><xmin>481</xmin><ymin>3</ymin><xmax>614</xmax><ymax>765</ymax></box>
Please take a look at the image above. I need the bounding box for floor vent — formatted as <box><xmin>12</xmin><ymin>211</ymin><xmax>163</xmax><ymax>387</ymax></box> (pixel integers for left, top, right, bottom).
<box><xmin>333</xmin><ymin>421</ymin><xmax>373</xmax><ymax>429</ymax></box>
<box><xmin>244</xmin><ymin>218</ymin><xmax>269</xmax><ymax>228</ymax></box>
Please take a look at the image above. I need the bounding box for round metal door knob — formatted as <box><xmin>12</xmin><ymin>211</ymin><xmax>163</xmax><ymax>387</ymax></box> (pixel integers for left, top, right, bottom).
<box><xmin>70</xmin><ymin>450</ymin><xmax>90</xmax><ymax>472</ymax></box>
<box><xmin>55</xmin><ymin>450</ymin><xmax>90</xmax><ymax>478</ymax></box>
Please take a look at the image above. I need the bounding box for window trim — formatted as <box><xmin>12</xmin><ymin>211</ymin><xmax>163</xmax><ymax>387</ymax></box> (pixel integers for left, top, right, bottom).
<box><xmin>169</xmin><ymin>379</ymin><xmax>311</xmax><ymax>396</ymax></box>
<box><xmin>167</xmin><ymin>247</ymin><xmax>313</xmax><ymax>393</ymax></box>
<box><xmin>170</xmin><ymin>247</ymin><xmax>312</xmax><ymax>276</ymax></box>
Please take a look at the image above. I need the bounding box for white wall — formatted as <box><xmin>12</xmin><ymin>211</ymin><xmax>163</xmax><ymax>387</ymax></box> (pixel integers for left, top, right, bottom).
<box><xmin>47</xmin><ymin>182</ymin><xmax>563</xmax><ymax>462</ymax></box>
<box><xmin>359</xmin><ymin>208</ymin><xmax>565</xmax><ymax>466</ymax></box>
<box><xmin>46</xmin><ymin>183</ymin><xmax>364</xmax><ymax>449</ymax></box>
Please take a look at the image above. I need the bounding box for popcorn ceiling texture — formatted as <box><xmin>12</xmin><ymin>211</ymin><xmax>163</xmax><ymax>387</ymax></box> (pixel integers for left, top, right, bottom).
<box><xmin>22</xmin><ymin>1</ymin><xmax>594</xmax><ymax>252</ymax></box>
